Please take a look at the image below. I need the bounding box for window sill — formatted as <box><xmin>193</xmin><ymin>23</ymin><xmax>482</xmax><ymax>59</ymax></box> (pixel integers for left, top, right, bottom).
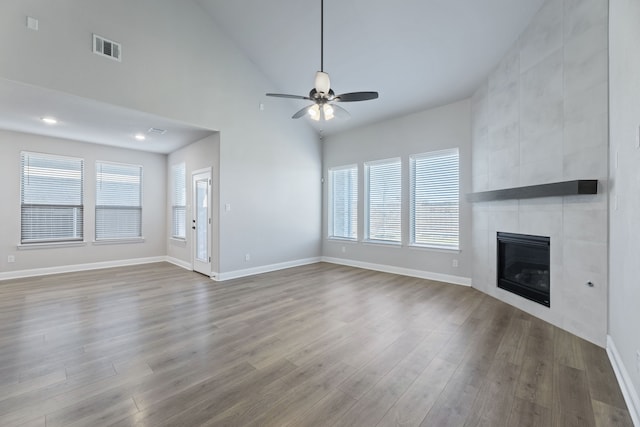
<box><xmin>18</xmin><ymin>241</ymin><xmax>87</xmax><ymax>250</ymax></box>
<box><xmin>170</xmin><ymin>237</ymin><xmax>187</xmax><ymax>247</ymax></box>
<box><xmin>327</xmin><ymin>237</ymin><xmax>358</xmax><ymax>243</ymax></box>
<box><xmin>362</xmin><ymin>239</ymin><xmax>402</xmax><ymax>247</ymax></box>
<box><xmin>408</xmin><ymin>244</ymin><xmax>460</xmax><ymax>254</ymax></box>
<box><xmin>93</xmin><ymin>238</ymin><xmax>145</xmax><ymax>245</ymax></box>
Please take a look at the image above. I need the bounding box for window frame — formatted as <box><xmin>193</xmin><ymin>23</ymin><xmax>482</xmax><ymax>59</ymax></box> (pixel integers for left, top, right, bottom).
<box><xmin>364</xmin><ymin>157</ymin><xmax>402</xmax><ymax>244</ymax></box>
<box><xmin>20</xmin><ymin>151</ymin><xmax>85</xmax><ymax>245</ymax></box>
<box><xmin>171</xmin><ymin>162</ymin><xmax>187</xmax><ymax>240</ymax></box>
<box><xmin>409</xmin><ymin>148</ymin><xmax>460</xmax><ymax>251</ymax></box>
<box><xmin>327</xmin><ymin>164</ymin><xmax>358</xmax><ymax>241</ymax></box>
<box><xmin>95</xmin><ymin>160</ymin><xmax>144</xmax><ymax>242</ymax></box>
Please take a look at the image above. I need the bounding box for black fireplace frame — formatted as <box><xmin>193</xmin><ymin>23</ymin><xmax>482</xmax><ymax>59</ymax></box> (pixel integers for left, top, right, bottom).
<box><xmin>497</xmin><ymin>232</ymin><xmax>550</xmax><ymax>307</ymax></box>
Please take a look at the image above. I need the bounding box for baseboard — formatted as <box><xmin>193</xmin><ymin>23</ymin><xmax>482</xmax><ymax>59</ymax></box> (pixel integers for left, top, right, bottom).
<box><xmin>607</xmin><ymin>335</ymin><xmax>640</xmax><ymax>426</ymax></box>
<box><xmin>0</xmin><ymin>256</ymin><xmax>167</xmax><ymax>281</ymax></box>
<box><xmin>165</xmin><ymin>256</ymin><xmax>192</xmax><ymax>271</ymax></box>
<box><xmin>215</xmin><ymin>257</ymin><xmax>322</xmax><ymax>281</ymax></box>
<box><xmin>0</xmin><ymin>255</ymin><xmax>321</xmax><ymax>283</ymax></box>
<box><xmin>321</xmin><ymin>256</ymin><xmax>472</xmax><ymax>286</ymax></box>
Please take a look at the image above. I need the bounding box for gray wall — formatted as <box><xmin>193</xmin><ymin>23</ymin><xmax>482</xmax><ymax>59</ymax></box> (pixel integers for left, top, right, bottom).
<box><xmin>322</xmin><ymin>99</ymin><xmax>472</xmax><ymax>283</ymax></box>
<box><xmin>0</xmin><ymin>130</ymin><xmax>166</xmax><ymax>273</ymax></box>
<box><xmin>609</xmin><ymin>0</ymin><xmax>640</xmax><ymax>414</ymax></box>
<box><xmin>0</xmin><ymin>0</ymin><xmax>322</xmax><ymax>277</ymax></box>
<box><xmin>471</xmin><ymin>0</ymin><xmax>608</xmax><ymax>346</ymax></box>
<box><xmin>166</xmin><ymin>134</ymin><xmax>220</xmax><ymax>274</ymax></box>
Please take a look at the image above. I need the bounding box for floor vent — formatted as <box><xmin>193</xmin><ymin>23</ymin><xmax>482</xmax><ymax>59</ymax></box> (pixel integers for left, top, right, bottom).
<box><xmin>93</xmin><ymin>34</ymin><xmax>122</xmax><ymax>61</ymax></box>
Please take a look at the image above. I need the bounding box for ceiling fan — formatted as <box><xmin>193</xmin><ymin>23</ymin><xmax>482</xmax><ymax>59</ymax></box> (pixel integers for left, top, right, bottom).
<box><xmin>266</xmin><ymin>0</ymin><xmax>379</xmax><ymax>121</ymax></box>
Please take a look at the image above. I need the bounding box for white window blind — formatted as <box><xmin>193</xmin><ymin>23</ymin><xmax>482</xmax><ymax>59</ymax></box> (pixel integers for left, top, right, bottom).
<box><xmin>365</xmin><ymin>158</ymin><xmax>401</xmax><ymax>243</ymax></box>
<box><xmin>410</xmin><ymin>148</ymin><xmax>459</xmax><ymax>250</ymax></box>
<box><xmin>328</xmin><ymin>165</ymin><xmax>358</xmax><ymax>240</ymax></box>
<box><xmin>96</xmin><ymin>162</ymin><xmax>142</xmax><ymax>240</ymax></box>
<box><xmin>171</xmin><ymin>163</ymin><xmax>186</xmax><ymax>239</ymax></box>
<box><xmin>20</xmin><ymin>152</ymin><xmax>84</xmax><ymax>243</ymax></box>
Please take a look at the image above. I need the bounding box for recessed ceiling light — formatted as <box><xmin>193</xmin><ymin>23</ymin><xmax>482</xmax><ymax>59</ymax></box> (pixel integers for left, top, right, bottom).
<box><xmin>41</xmin><ymin>117</ymin><xmax>58</xmax><ymax>125</ymax></box>
<box><xmin>134</xmin><ymin>133</ymin><xmax>146</xmax><ymax>141</ymax></box>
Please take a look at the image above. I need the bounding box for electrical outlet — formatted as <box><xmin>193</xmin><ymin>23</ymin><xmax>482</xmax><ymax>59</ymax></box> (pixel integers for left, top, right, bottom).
<box><xmin>636</xmin><ymin>350</ymin><xmax>640</xmax><ymax>374</ymax></box>
<box><xmin>245</xmin><ymin>253</ymin><xmax>250</xmax><ymax>262</ymax></box>
<box><xmin>452</xmin><ymin>259</ymin><xmax>459</xmax><ymax>268</ymax></box>
<box><xmin>341</xmin><ymin>246</ymin><xmax>346</xmax><ymax>253</ymax></box>
<box><xmin>7</xmin><ymin>255</ymin><xmax>15</xmax><ymax>263</ymax></box>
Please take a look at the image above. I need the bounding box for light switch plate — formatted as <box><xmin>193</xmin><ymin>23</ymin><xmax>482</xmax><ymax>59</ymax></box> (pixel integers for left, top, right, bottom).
<box><xmin>27</xmin><ymin>16</ymin><xmax>38</xmax><ymax>31</ymax></box>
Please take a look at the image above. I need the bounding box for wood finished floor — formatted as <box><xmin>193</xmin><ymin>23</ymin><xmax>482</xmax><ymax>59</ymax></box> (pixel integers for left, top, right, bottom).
<box><xmin>0</xmin><ymin>262</ymin><xmax>633</xmax><ymax>427</ymax></box>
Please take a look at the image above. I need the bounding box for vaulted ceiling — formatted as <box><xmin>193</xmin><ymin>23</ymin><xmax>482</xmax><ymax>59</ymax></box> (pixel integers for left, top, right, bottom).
<box><xmin>0</xmin><ymin>1</ymin><xmax>545</xmax><ymax>151</ymax></box>
<box><xmin>197</xmin><ymin>0</ymin><xmax>545</xmax><ymax>134</ymax></box>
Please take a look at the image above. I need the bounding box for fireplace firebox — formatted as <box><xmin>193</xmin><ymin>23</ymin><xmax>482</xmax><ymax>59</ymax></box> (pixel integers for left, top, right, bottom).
<box><xmin>497</xmin><ymin>232</ymin><xmax>550</xmax><ymax>307</ymax></box>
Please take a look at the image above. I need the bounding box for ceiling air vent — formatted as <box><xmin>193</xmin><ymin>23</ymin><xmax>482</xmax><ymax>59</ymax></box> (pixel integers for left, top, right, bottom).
<box><xmin>93</xmin><ymin>34</ymin><xmax>122</xmax><ymax>61</ymax></box>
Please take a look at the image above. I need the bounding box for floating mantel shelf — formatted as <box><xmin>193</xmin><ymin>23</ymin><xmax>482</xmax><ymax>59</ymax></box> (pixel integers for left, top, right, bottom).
<box><xmin>467</xmin><ymin>180</ymin><xmax>598</xmax><ymax>202</ymax></box>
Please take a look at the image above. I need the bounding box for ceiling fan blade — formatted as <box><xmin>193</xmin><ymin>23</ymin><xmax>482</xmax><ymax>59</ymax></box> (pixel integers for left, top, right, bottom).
<box><xmin>266</xmin><ymin>93</ymin><xmax>311</xmax><ymax>100</ymax></box>
<box><xmin>292</xmin><ymin>105</ymin><xmax>313</xmax><ymax>119</ymax></box>
<box><xmin>334</xmin><ymin>91</ymin><xmax>379</xmax><ymax>102</ymax></box>
<box><xmin>330</xmin><ymin>104</ymin><xmax>351</xmax><ymax>120</ymax></box>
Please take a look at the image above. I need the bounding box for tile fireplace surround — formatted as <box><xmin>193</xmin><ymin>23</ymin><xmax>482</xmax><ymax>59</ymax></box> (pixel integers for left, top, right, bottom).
<box><xmin>470</xmin><ymin>0</ymin><xmax>608</xmax><ymax>346</ymax></box>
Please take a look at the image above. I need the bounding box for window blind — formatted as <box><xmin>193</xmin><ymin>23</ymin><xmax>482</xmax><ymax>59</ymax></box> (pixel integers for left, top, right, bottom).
<box><xmin>171</xmin><ymin>163</ymin><xmax>186</xmax><ymax>239</ymax></box>
<box><xmin>21</xmin><ymin>152</ymin><xmax>84</xmax><ymax>243</ymax></box>
<box><xmin>365</xmin><ymin>158</ymin><xmax>401</xmax><ymax>242</ymax></box>
<box><xmin>328</xmin><ymin>165</ymin><xmax>357</xmax><ymax>239</ymax></box>
<box><xmin>96</xmin><ymin>162</ymin><xmax>142</xmax><ymax>240</ymax></box>
<box><xmin>410</xmin><ymin>148</ymin><xmax>459</xmax><ymax>250</ymax></box>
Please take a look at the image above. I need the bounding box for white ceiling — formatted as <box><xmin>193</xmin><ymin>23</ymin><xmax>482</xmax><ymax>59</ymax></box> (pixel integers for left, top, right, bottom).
<box><xmin>197</xmin><ymin>0</ymin><xmax>544</xmax><ymax>134</ymax></box>
<box><xmin>0</xmin><ymin>78</ymin><xmax>215</xmax><ymax>154</ymax></box>
<box><xmin>0</xmin><ymin>0</ymin><xmax>544</xmax><ymax>151</ymax></box>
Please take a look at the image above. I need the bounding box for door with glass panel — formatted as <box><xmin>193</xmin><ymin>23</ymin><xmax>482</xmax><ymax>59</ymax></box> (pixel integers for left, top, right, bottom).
<box><xmin>192</xmin><ymin>169</ymin><xmax>212</xmax><ymax>276</ymax></box>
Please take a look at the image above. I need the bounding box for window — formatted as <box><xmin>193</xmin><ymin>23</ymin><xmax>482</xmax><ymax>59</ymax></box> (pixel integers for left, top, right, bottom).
<box><xmin>328</xmin><ymin>165</ymin><xmax>357</xmax><ymax>240</ymax></box>
<box><xmin>365</xmin><ymin>158</ymin><xmax>401</xmax><ymax>243</ymax></box>
<box><xmin>96</xmin><ymin>162</ymin><xmax>143</xmax><ymax>240</ymax></box>
<box><xmin>410</xmin><ymin>148</ymin><xmax>459</xmax><ymax>250</ymax></box>
<box><xmin>171</xmin><ymin>163</ymin><xmax>186</xmax><ymax>239</ymax></box>
<box><xmin>20</xmin><ymin>152</ymin><xmax>84</xmax><ymax>244</ymax></box>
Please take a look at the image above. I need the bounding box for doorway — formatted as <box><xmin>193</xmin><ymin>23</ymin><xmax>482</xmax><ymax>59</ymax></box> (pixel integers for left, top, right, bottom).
<box><xmin>192</xmin><ymin>168</ymin><xmax>212</xmax><ymax>276</ymax></box>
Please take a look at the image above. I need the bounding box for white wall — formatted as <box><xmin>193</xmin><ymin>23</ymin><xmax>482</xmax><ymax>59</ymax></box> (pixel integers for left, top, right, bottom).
<box><xmin>166</xmin><ymin>134</ymin><xmax>220</xmax><ymax>274</ymax></box>
<box><xmin>471</xmin><ymin>0</ymin><xmax>609</xmax><ymax>346</ymax></box>
<box><xmin>322</xmin><ymin>99</ymin><xmax>472</xmax><ymax>283</ymax></box>
<box><xmin>0</xmin><ymin>130</ymin><xmax>166</xmax><ymax>275</ymax></box>
<box><xmin>609</xmin><ymin>0</ymin><xmax>640</xmax><ymax>419</ymax></box>
<box><xmin>0</xmin><ymin>0</ymin><xmax>322</xmax><ymax>276</ymax></box>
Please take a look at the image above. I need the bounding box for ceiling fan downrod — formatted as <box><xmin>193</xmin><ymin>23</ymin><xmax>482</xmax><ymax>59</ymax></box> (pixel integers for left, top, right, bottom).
<box><xmin>315</xmin><ymin>0</ymin><xmax>330</xmax><ymax>95</ymax></box>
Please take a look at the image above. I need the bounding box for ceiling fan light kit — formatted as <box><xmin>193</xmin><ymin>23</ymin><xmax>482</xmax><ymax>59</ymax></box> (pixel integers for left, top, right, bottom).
<box><xmin>307</xmin><ymin>103</ymin><xmax>335</xmax><ymax>121</ymax></box>
<box><xmin>266</xmin><ymin>0</ymin><xmax>379</xmax><ymax>122</ymax></box>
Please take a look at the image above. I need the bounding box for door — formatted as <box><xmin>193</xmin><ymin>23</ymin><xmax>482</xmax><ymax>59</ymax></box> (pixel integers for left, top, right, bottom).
<box><xmin>192</xmin><ymin>169</ymin><xmax>212</xmax><ymax>276</ymax></box>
